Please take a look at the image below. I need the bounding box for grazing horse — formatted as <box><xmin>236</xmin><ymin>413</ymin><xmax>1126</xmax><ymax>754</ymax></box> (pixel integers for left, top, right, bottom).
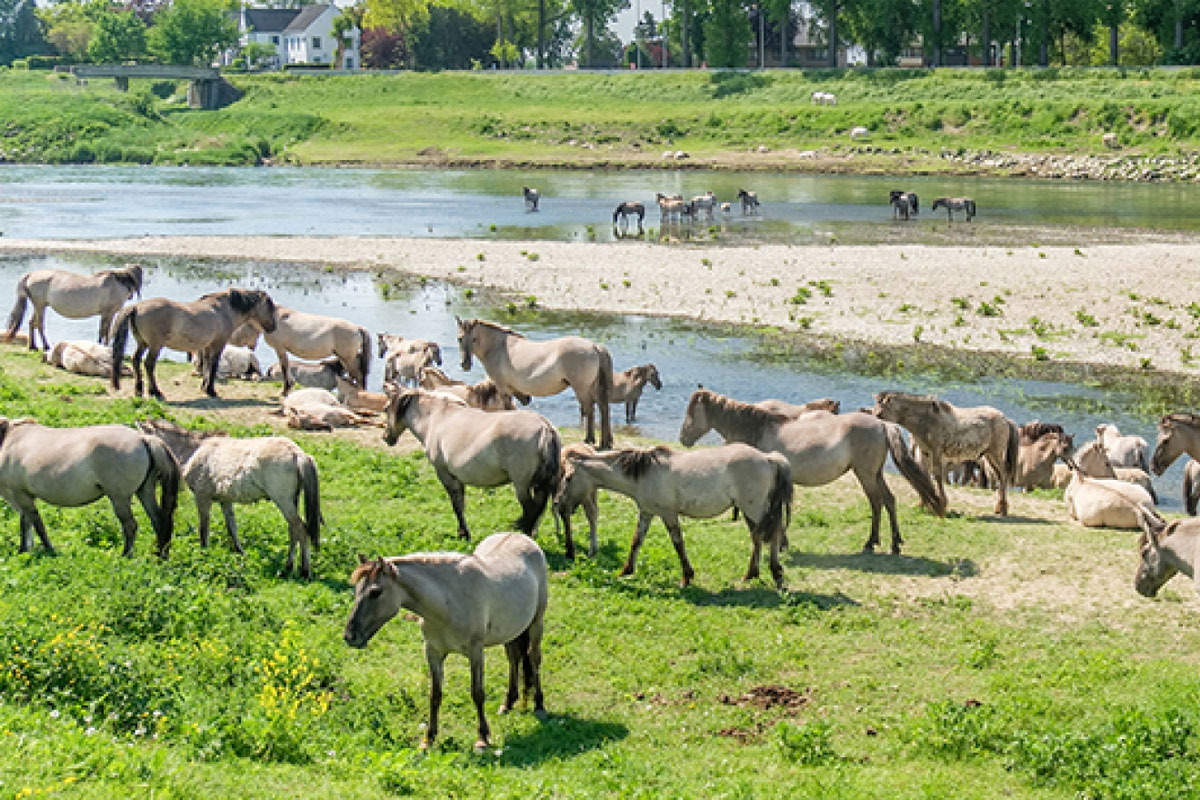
<box><xmin>418</xmin><ymin>366</ymin><xmax>520</xmax><ymax>411</ymax></box>
<box><xmin>873</xmin><ymin>391</ymin><xmax>1018</xmax><ymax>516</ymax></box>
<box><xmin>736</xmin><ymin>189</ymin><xmax>759</xmax><ymax>214</ymax></box>
<box><xmin>378</xmin><ymin>334</ymin><xmax>442</xmax><ymax>387</ymax></box>
<box><xmin>264</xmin><ymin>306</ymin><xmax>371</xmax><ymax>396</ymax></box>
<box><xmin>523</xmin><ymin>186</ymin><xmax>540</xmax><ymax>212</ymax></box>
<box><xmin>111</xmin><ymin>288</ymin><xmax>278</xmax><ymax>400</ymax></box>
<box><xmin>0</xmin><ymin>418</ymin><xmax>178</xmax><ymax>556</ymax></box>
<box><xmin>384</xmin><ymin>388</ymin><xmax>561</xmax><ymax>539</ymax></box>
<box><xmin>558</xmin><ymin>444</ymin><xmax>792</xmax><ymax>587</ymax></box>
<box><xmin>612</xmin><ymin>201</ymin><xmax>646</xmax><ymax>229</ymax></box>
<box><xmin>1133</xmin><ymin>506</ymin><xmax>1200</xmax><ymax>598</ymax></box>
<box><xmin>1013</xmin><ymin>430</ymin><xmax>1074</xmax><ymax>491</ymax></box>
<box><xmin>457</xmin><ymin>317</ymin><xmax>614</xmax><ymax>449</ymax></box>
<box><xmin>611</xmin><ymin>363</ymin><xmax>662</xmax><ymax>423</ymax></box>
<box><xmin>1096</xmin><ymin>423</ymin><xmax>1150</xmax><ymax>472</ymax></box>
<box><xmin>6</xmin><ymin>264</ymin><xmax>143</xmax><ymax>350</ymax></box>
<box><xmin>889</xmin><ymin>190</ymin><xmax>919</xmax><ymax>215</ymax></box>
<box><xmin>344</xmin><ymin>534</ymin><xmax>548</xmax><ymax>751</ymax></box>
<box><xmin>680</xmin><ymin>389</ymin><xmax>944</xmax><ymax>555</ymax></box>
<box><xmin>137</xmin><ymin>419</ymin><xmax>321</xmax><ymax>578</ymax></box>
<box><xmin>931</xmin><ymin>197</ymin><xmax>976</xmax><ymax>221</ymax></box>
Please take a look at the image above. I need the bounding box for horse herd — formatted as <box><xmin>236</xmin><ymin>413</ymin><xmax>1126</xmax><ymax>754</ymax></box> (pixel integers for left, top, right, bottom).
<box><xmin>1</xmin><ymin>262</ymin><xmax>1195</xmax><ymax>751</ymax></box>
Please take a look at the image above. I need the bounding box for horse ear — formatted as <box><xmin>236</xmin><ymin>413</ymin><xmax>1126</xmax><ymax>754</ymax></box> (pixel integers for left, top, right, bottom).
<box><xmin>0</xmin><ymin>417</ymin><xmax>9</xmax><ymax>446</ymax></box>
<box><xmin>358</xmin><ymin>553</ymin><xmax>369</xmax><ymax>565</ymax></box>
<box><xmin>1135</xmin><ymin>505</ymin><xmax>1166</xmax><ymax>548</ymax></box>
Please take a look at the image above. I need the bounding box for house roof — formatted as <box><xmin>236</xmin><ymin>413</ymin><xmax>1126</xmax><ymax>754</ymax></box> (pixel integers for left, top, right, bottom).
<box><xmin>243</xmin><ymin>8</ymin><xmax>302</xmax><ymax>34</ymax></box>
<box><xmin>283</xmin><ymin>4</ymin><xmax>333</xmax><ymax>34</ymax></box>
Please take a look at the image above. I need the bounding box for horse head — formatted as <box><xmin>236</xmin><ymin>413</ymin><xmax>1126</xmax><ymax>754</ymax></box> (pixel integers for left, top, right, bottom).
<box><xmin>1133</xmin><ymin>506</ymin><xmax>1175</xmax><ymax>598</ymax></box>
<box><xmin>1151</xmin><ymin>420</ymin><xmax>1182</xmax><ymax>476</ymax></box>
<box><xmin>344</xmin><ymin>556</ymin><xmax>404</xmax><ymax>649</ymax></box>
<box><xmin>645</xmin><ymin>364</ymin><xmax>662</xmax><ymax>391</ymax></box>
<box><xmin>229</xmin><ymin>289</ymin><xmax>278</xmax><ymax>334</ymax></box>
<box><xmin>382</xmin><ymin>387</ymin><xmax>419</xmax><ymax>446</ymax></box>
<box><xmin>456</xmin><ymin>317</ymin><xmax>476</xmax><ymax>371</ymax></box>
<box><xmin>678</xmin><ymin>391</ymin><xmax>710</xmax><ymax>447</ymax></box>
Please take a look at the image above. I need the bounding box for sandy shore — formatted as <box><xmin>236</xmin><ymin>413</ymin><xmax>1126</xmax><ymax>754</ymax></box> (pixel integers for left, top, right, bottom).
<box><xmin>4</xmin><ymin>235</ymin><xmax>1200</xmax><ymax>375</ymax></box>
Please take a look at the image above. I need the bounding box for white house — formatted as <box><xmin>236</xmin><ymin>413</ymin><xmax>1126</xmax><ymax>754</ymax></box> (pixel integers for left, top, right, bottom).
<box><xmin>234</xmin><ymin>4</ymin><xmax>360</xmax><ymax>70</ymax></box>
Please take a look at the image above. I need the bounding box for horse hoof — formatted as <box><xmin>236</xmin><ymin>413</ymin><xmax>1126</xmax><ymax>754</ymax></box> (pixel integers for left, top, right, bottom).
<box><xmin>891</xmin><ymin>546</ymin><xmax>902</xmax><ymax>556</ymax></box>
<box><xmin>473</xmin><ymin>739</ymin><xmax>489</xmax><ymax>753</ymax></box>
<box><xmin>418</xmin><ymin>738</ymin><xmax>431</xmax><ymax>752</ymax></box>
<box><xmin>862</xmin><ymin>544</ymin><xmax>876</xmax><ymax>554</ymax></box>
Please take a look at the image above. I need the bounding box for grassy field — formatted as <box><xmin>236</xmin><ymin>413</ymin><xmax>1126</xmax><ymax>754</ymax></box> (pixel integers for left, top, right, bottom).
<box><xmin>0</xmin><ymin>343</ymin><xmax>1197</xmax><ymax>798</ymax></box>
<box><xmin>6</xmin><ymin>67</ymin><xmax>1200</xmax><ymax>170</ymax></box>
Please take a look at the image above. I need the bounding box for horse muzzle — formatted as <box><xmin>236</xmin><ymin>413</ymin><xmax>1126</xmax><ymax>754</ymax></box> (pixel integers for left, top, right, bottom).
<box><xmin>343</xmin><ymin>628</ymin><xmax>369</xmax><ymax>649</ymax></box>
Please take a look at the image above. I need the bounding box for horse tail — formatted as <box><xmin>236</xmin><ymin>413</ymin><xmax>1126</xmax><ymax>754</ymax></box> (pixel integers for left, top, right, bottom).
<box><xmin>110</xmin><ymin>305</ymin><xmax>137</xmax><ymax>390</ymax></box>
<box><xmin>140</xmin><ymin>434</ymin><xmax>180</xmax><ymax>557</ymax></box>
<box><xmin>612</xmin><ymin>204</ymin><xmax>621</xmax><ymax>224</ymax></box>
<box><xmin>595</xmin><ymin>344</ymin><xmax>614</xmax><ymax>449</ymax></box>
<box><xmin>356</xmin><ymin>326</ymin><xmax>371</xmax><ymax>383</ymax></box>
<box><xmin>1004</xmin><ymin>419</ymin><xmax>1020</xmax><ymax>487</ymax></box>
<box><xmin>5</xmin><ymin>273</ymin><xmax>29</xmax><ymax>342</ymax></box>
<box><xmin>299</xmin><ymin>453</ymin><xmax>322</xmax><ymax>550</ymax></box>
<box><xmin>1185</xmin><ymin>464</ymin><xmax>1198</xmax><ymax>516</ymax></box>
<box><xmin>885</xmin><ymin>422</ymin><xmax>945</xmax><ymax>517</ymax></box>
<box><xmin>754</xmin><ymin>454</ymin><xmax>793</xmax><ymax>548</ymax></box>
<box><xmin>520</xmin><ymin>423</ymin><xmax>561</xmax><ymax>535</ymax></box>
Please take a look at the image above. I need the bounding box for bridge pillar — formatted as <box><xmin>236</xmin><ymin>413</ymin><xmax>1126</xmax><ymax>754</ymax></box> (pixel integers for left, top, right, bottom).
<box><xmin>114</xmin><ymin>76</ymin><xmax>129</xmax><ymax>92</ymax></box>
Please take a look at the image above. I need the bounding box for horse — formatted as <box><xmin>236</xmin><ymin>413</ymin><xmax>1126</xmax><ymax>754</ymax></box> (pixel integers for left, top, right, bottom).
<box><xmin>1013</xmin><ymin>430</ymin><xmax>1074</xmax><ymax>491</ymax></box>
<box><xmin>1018</xmin><ymin>420</ymin><xmax>1063</xmax><ymax>445</ymax></box>
<box><xmin>656</xmin><ymin>193</ymin><xmax>686</xmax><ymax>221</ymax></box>
<box><xmin>873</xmin><ymin>391</ymin><xmax>1018</xmax><ymax>516</ymax></box>
<box><xmin>281</xmin><ymin>387</ymin><xmax>378</xmax><ymax>430</ymax></box>
<box><xmin>194</xmin><ymin>345</ymin><xmax>261</xmax><ymax>381</ymax></box>
<box><xmin>378</xmin><ymin>334</ymin><xmax>442</xmax><ymax>387</ymax></box>
<box><xmin>931</xmin><ymin>197</ymin><xmax>976</xmax><ymax>221</ymax></box>
<box><xmin>1064</xmin><ymin>462</ymin><xmax>1154</xmax><ymax>529</ymax></box>
<box><xmin>754</xmin><ymin>397</ymin><xmax>841</xmax><ymax>418</ymax></box>
<box><xmin>6</xmin><ymin>263</ymin><xmax>143</xmax><ymax>351</ymax></box>
<box><xmin>889</xmin><ymin>190</ymin><xmax>920</xmax><ymax>215</ymax></box>
<box><xmin>137</xmin><ymin>419</ymin><xmax>321</xmax><ymax>579</ymax></box>
<box><xmin>810</xmin><ymin>91</ymin><xmax>836</xmax><ymax>106</ymax></box>
<box><xmin>263</xmin><ymin>307</ymin><xmax>370</xmax><ymax>396</ymax></box>
<box><xmin>612</xmin><ymin>201</ymin><xmax>646</xmax><ymax>229</ymax></box>
<box><xmin>689</xmin><ymin>192</ymin><xmax>716</xmax><ymax>220</ymax></box>
<box><xmin>611</xmin><ymin>364</ymin><xmax>662</xmax><ymax>423</ymax></box>
<box><xmin>344</xmin><ymin>534</ymin><xmax>548</xmax><ymax>751</ymax></box>
<box><xmin>1149</xmin><ymin>413</ymin><xmax>1200</xmax><ymax>513</ymax></box>
<box><xmin>1096</xmin><ymin>423</ymin><xmax>1150</xmax><ymax>472</ymax></box>
<box><xmin>0</xmin><ymin>417</ymin><xmax>178</xmax><ymax>557</ymax></box>
<box><xmin>457</xmin><ymin>317</ymin><xmax>614</xmax><ymax>449</ymax></box>
<box><xmin>1133</xmin><ymin>505</ymin><xmax>1200</xmax><ymax>598</ymax></box>
<box><xmin>850</xmin><ymin>126</ymin><xmax>870</xmax><ymax>141</ymax></box>
<box><xmin>110</xmin><ymin>288</ymin><xmax>278</xmax><ymax>400</ymax></box>
<box><xmin>736</xmin><ymin>189</ymin><xmax>759</xmax><ymax>214</ymax></box>
<box><xmin>558</xmin><ymin>444</ymin><xmax>792</xmax><ymax>588</ymax></box>
<box><xmin>891</xmin><ymin>194</ymin><xmax>912</xmax><ymax>221</ymax></box>
<box><xmin>336</xmin><ymin>375</ymin><xmax>388</xmax><ymax>413</ymax></box>
<box><xmin>384</xmin><ymin>388</ymin><xmax>561</xmax><ymax>540</ymax></box>
<box><xmin>1185</xmin><ymin>461</ymin><xmax>1200</xmax><ymax>516</ymax></box>
<box><xmin>554</xmin><ymin>443</ymin><xmax>601</xmax><ymax>560</ymax></box>
<box><xmin>680</xmin><ymin>389</ymin><xmax>944</xmax><ymax>555</ymax></box>
<box><xmin>46</xmin><ymin>339</ymin><xmax>129</xmax><ymax>378</ymax></box>
<box><xmin>418</xmin><ymin>366</ymin><xmax>520</xmax><ymax>411</ymax></box>
<box><xmin>265</xmin><ymin>357</ymin><xmax>343</xmax><ymax>390</ymax></box>
<box><xmin>1074</xmin><ymin>439</ymin><xmax>1157</xmax><ymax>503</ymax></box>
<box><xmin>523</xmin><ymin>186</ymin><xmax>540</xmax><ymax>212</ymax></box>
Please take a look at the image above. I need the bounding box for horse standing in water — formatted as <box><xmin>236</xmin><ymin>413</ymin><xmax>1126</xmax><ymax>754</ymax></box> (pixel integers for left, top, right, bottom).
<box><xmin>612</xmin><ymin>201</ymin><xmax>646</xmax><ymax>230</ymax></box>
<box><xmin>6</xmin><ymin>264</ymin><xmax>143</xmax><ymax>350</ymax></box>
<box><xmin>523</xmin><ymin>186</ymin><xmax>540</xmax><ymax>211</ymax></box>
<box><xmin>931</xmin><ymin>197</ymin><xmax>976</xmax><ymax>221</ymax></box>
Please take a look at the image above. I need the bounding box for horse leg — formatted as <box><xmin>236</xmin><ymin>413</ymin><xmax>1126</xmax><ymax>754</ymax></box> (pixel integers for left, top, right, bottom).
<box><xmin>581</xmin><ymin>399</ymin><xmax>596</xmax><ymax>445</ymax></box>
<box><xmin>131</xmin><ymin>342</ymin><xmax>147</xmax><ymax>397</ymax></box>
<box><xmin>144</xmin><ymin>347</ymin><xmax>165</xmax><ymax>401</ymax></box>
<box><xmin>469</xmin><ymin>645</ymin><xmax>491</xmax><ymax>750</ymax></box>
<box><xmin>985</xmin><ymin>453</ymin><xmax>1009</xmax><ymax>516</ymax></box>
<box><xmin>526</xmin><ymin>616</ymin><xmax>546</xmax><ymax>718</ymax></box>
<box><xmin>135</xmin><ymin>477</ymin><xmax>169</xmax><ymax>558</ymax></box>
<box><xmin>203</xmin><ymin>345</ymin><xmax>222</xmax><ymax>398</ymax></box>
<box><xmin>422</xmin><ymin>644</ymin><xmax>445</xmax><ymax>750</ymax></box>
<box><xmin>108</xmin><ymin>495</ymin><xmax>139</xmax><ymax>557</ymax></box>
<box><xmin>17</xmin><ymin>511</ymin><xmax>32</xmax><ymax>553</ymax></box>
<box><xmin>221</xmin><ymin>502</ymin><xmax>245</xmax><ymax>555</ymax></box>
<box><xmin>854</xmin><ymin>468</ymin><xmax>885</xmax><ymax>554</ymax></box>
<box><xmin>662</xmin><ymin>514</ymin><xmax>696</xmax><ymax>588</ymax></box>
<box><xmin>598</xmin><ymin>392</ymin><xmax>613</xmax><ymax>450</ymax></box>
<box><xmin>196</xmin><ymin>495</ymin><xmax>213</xmax><ymax>548</ymax></box>
<box><xmin>619</xmin><ymin>511</ymin><xmax>654</xmax><ymax>578</ymax></box>
<box><xmin>25</xmin><ymin>507</ymin><xmax>55</xmax><ymax>553</ymax></box>
<box><xmin>97</xmin><ymin>313</ymin><xmax>110</xmax><ymax>345</ymax></box>
<box><xmin>584</xmin><ymin>492</ymin><xmax>599</xmax><ymax>557</ymax></box>
<box><xmin>275</xmin><ymin>349</ymin><xmax>293</xmax><ymax>396</ymax></box>
<box><xmin>626</xmin><ymin>397</ymin><xmax>635</xmax><ymax>424</ymax></box>
<box><xmin>499</xmin><ymin>637</ymin><xmax>523</xmax><ymax>714</ymax></box>
<box><xmin>436</xmin><ymin>468</ymin><xmax>471</xmax><ymax>540</ymax></box>
<box><xmin>878</xmin><ymin>473</ymin><xmax>903</xmax><ymax>555</ymax></box>
<box><xmin>276</xmin><ymin>497</ymin><xmax>311</xmax><ymax>579</ymax></box>
<box><xmin>743</xmin><ymin>529</ymin><xmax>763</xmax><ymax>582</ymax></box>
<box><xmin>25</xmin><ymin>304</ymin><xmax>40</xmax><ymax>351</ymax></box>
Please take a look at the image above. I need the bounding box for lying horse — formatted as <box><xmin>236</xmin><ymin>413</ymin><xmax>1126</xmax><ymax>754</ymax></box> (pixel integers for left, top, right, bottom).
<box><xmin>111</xmin><ymin>288</ymin><xmax>277</xmax><ymax>400</ymax></box>
<box><xmin>611</xmin><ymin>363</ymin><xmax>662</xmax><ymax>423</ymax></box>
<box><xmin>281</xmin><ymin>387</ymin><xmax>378</xmax><ymax>430</ymax></box>
<box><xmin>1064</xmin><ymin>463</ymin><xmax>1154</xmax><ymax>529</ymax></box>
<box><xmin>559</xmin><ymin>444</ymin><xmax>792</xmax><ymax>587</ymax></box>
<box><xmin>523</xmin><ymin>186</ymin><xmax>540</xmax><ymax>212</ymax></box>
<box><xmin>344</xmin><ymin>534</ymin><xmax>548</xmax><ymax>751</ymax></box>
<box><xmin>612</xmin><ymin>201</ymin><xmax>646</xmax><ymax>228</ymax></box>
<box><xmin>1133</xmin><ymin>505</ymin><xmax>1200</xmax><ymax>598</ymax></box>
<box><xmin>931</xmin><ymin>197</ymin><xmax>976</xmax><ymax>221</ymax></box>
<box><xmin>265</xmin><ymin>306</ymin><xmax>371</xmax><ymax>396</ymax></box>
<box><xmin>0</xmin><ymin>417</ymin><xmax>178</xmax><ymax>556</ymax></box>
<box><xmin>47</xmin><ymin>339</ymin><xmax>129</xmax><ymax>378</ymax></box>
<box><xmin>6</xmin><ymin>263</ymin><xmax>142</xmax><ymax>350</ymax></box>
<box><xmin>138</xmin><ymin>419</ymin><xmax>321</xmax><ymax>578</ymax></box>
<box><xmin>418</xmin><ymin>365</ymin><xmax>520</xmax><ymax>411</ymax></box>
<box><xmin>384</xmin><ymin>388</ymin><xmax>561</xmax><ymax>539</ymax></box>
<box><xmin>736</xmin><ymin>189</ymin><xmax>759</xmax><ymax>214</ymax></box>
<box><xmin>336</xmin><ymin>375</ymin><xmax>388</xmax><ymax>413</ymax></box>
<box><xmin>1074</xmin><ymin>439</ymin><xmax>1157</xmax><ymax>503</ymax></box>
<box><xmin>266</xmin><ymin>357</ymin><xmax>343</xmax><ymax>390</ymax></box>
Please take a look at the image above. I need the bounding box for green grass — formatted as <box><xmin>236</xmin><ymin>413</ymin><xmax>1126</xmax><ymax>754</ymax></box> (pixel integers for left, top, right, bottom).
<box><xmin>7</xmin><ymin>66</ymin><xmax>1200</xmax><ymax>168</ymax></box>
<box><xmin>0</xmin><ymin>346</ymin><xmax>1197</xmax><ymax>798</ymax></box>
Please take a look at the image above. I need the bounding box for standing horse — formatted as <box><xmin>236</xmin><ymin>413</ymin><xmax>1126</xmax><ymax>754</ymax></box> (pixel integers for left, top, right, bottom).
<box><xmin>1150</xmin><ymin>413</ymin><xmax>1200</xmax><ymax>512</ymax></box>
<box><xmin>384</xmin><ymin>388</ymin><xmax>561</xmax><ymax>539</ymax></box>
<box><xmin>0</xmin><ymin>418</ymin><xmax>178</xmax><ymax>556</ymax></box>
<box><xmin>137</xmin><ymin>419</ymin><xmax>322</xmax><ymax>578</ymax></box>
<box><xmin>873</xmin><ymin>391</ymin><xmax>1018</xmax><ymax>516</ymax></box>
<box><xmin>736</xmin><ymin>189</ymin><xmax>760</xmax><ymax>214</ymax></box>
<box><xmin>1013</xmin><ymin>430</ymin><xmax>1074</xmax><ymax>491</ymax></box>
<box><xmin>680</xmin><ymin>389</ymin><xmax>944</xmax><ymax>555</ymax></box>
<box><xmin>378</xmin><ymin>334</ymin><xmax>441</xmax><ymax>387</ymax></box>
<box><xmin>6</xmin><ymin>264</ymin><xmax>142</xmax><ymax>350</ymax></box>
<box><xmin>457</xmin><ymin>317</ymin><xmax>614</xmax><ymax>449</ymax></box>
<box><xmin>1096</xmin><ymin>423</ymin><xmax>1150</xmax><ymax>472</ymax></box>
<box><xmin>656</xmin><ymin>193</ymin><xmax>686</xmax><ymax>221</ymax></box>
<box><xmin>612</xmin><ymin>201</ymin><xmax>646</xmax><ymax>229</ymax></box>
<box><xmin>931</xmin><ymin>197</ymin><xmax>976</xmax><ymax>221</ymax></box>
<box><xmin>889</xmin><ymin>190</ymin><xmax>920</xmax><ymax>215</ymax></box>
<box><xmin>344</xmin><ymin>534</ymin><xmax>548</xmax><ymax>751</ymax></box>
<box><xmin>611</xmin><ymin>363</ymin><xmax>662</xmax><ymax>423</ymax></box>
<box><xmin>523</xmin><ymin>186</ymin><xmax>540</xmax><ymax>212</ymax></box>
<box><xmin>559</xmin><ymin>444</ymin><xmax>792</xmax><ymax>587</ymax></box>
<box><xmin>110</xmin><ymin>288</ymin><xmax>278</xmax><ymax>400</ymax></box>
<box><xmin>265</xmin><ymin>307</ymin><xmax>371</xmax><ymax>396</ymax></box>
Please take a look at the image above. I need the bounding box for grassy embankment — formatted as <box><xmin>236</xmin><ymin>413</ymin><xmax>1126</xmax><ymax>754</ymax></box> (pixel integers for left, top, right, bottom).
<box><xmin>0</xmin><ymin>344</ymin><xmax>1198</xmax><ymax>798</ymax></box>
<box><xmin>5</xmin><ymin>67</ymin><xmax>1200</xmax><ymax>170</ymax></box>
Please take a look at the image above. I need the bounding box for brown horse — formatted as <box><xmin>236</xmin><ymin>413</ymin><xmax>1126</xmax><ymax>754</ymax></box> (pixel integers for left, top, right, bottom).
<box><xmin>680</xmin><ymin>389</ymin><xmax>943</xmax><ymax>555</ymax></box>
<box><xmin>1013</xmin><ymin>430</ymin><xmax>1074</xmax><ymax>491</ymax></box>
<box><xmin>111</xmin><ymin>289</ymin><xmax>278</xmax><ymax>400</ymax></box>
<box><xmin>873</xmin><ymin>391</ymin><xmax>1017</xmax><ymax>515</ymax></box>
<box><xmin>6</xmin><ymin>264</ymin><xmax>142</xmax><ymax>350</ymax></box>
<box><xmin>611</xmin><ymin>363</ymin><xmax>662</xmax><ymax>423</ymax></box>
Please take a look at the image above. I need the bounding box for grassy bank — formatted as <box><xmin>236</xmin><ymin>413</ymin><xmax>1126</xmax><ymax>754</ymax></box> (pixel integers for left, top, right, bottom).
<box><xmin>5</xmin><ymin>67</ymin><xmax>1200</xmax><ymax>173</ymax></box>
<box><xmin>0</xmin><ymin>345</ymin><xmax>1198</xmax><ymax>798</ymax></box>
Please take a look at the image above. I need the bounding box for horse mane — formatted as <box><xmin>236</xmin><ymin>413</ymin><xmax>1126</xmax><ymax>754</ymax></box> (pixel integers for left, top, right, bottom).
<box><xmin>1162</xmin><ymin>412</ymin><xmax>1200</xmax><ymax>428</ymax></box>
<box><xmin>689</xmin><ymin>388</ymin><xmax>789</xmax><ymax>441</ymax></box>
<box><xmin>102</xmin><ymin>263</ymin><xmax>143</xmax><ymax>294</ymax></box>
<box><xmin>1019</xmin><ymin>421</ymin><xmax>1064</xmax><ymax>443</ymax></box>
<box><xmin>876</xmin><ymin>390</ymin><xmax>953</xmax><ymax>414</ymax></box>
<box><xmin>227</xmin><ymin>288</ymin><xmax>269</xmax><ymax>313</ymax></box>
<box><xmin>465</xmin><ymin>319</ymin><xmax>526</xmax><ymax>339</ymax></box>
<box><xmin>612</xmin><ymin>446</ymin><xmax>671</xmax><ymax>480</ymax></box>
<box><xmin>468</xmin><ymin>380</ymin><xmax>502</xmax><ymax>405</ymax></box>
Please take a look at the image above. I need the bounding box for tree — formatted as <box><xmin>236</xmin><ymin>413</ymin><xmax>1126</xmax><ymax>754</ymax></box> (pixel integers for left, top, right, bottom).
<box><xmin>760</xmin><ymin>0</ymin><xmax>790</xmax><ymax>65</ymax></box>
<box><xmin>1</xmin><ymin>0</ymin><xmax>45</xmax><ymax>65</ymax></box>
<box><xmin>331</xmin><ymin>3</ymin><xmax>364</xmax><ymax>68</ymax></box>
<box><xmin>845</xmin><ymin>0</ymin><xmax>917</xmax><ymax>64</ymax></box>
<box><xmin>147</xmin><ymin>0</ymin><xmax>237</xmax><ymax>65</ymax></box>
<box><xmin>704</xmin><ymin>0</ymin><xmax>751</xmax><ymax>66</ymax></box>
<box><xmin>569</xmin><ymin>0</ymin><xmax>627</xmax><ymax>67</ymax></box>
<box><xmin>360</xmin><ymin>24</ymin><xmax>407</xmax><ymax>66</ymax></box>
<box><xmin>809</xmin><ymin>0</ymin><xmax>846</xmax><ymax>67</ymax></box>
<box><xmin>411</xmin><ymin>4</ymin><xmax>492</xmax><ymax>68</ymax></box>
<box><xmin>86</xmin><ymin>9</ymin><xmax>146</xmax><ymax>62</ymax></box>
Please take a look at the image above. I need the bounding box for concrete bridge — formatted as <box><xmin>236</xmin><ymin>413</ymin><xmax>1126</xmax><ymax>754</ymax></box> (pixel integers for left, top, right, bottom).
<box><xmin>70</xmin><ymin>65</ymin><xmax>241</xmax><ymax>110</ymax></box>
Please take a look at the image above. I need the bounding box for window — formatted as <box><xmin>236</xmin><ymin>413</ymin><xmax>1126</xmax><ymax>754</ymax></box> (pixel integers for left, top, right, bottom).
<box><xmin>312</xmin><ymin>36</ymin><xmax>321</xmax><ymax>50</ymax></box>
<box><xmin>271</xmin><ymin>35</ymin><xmax>279</xmax><ymax>44</ymax></box>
